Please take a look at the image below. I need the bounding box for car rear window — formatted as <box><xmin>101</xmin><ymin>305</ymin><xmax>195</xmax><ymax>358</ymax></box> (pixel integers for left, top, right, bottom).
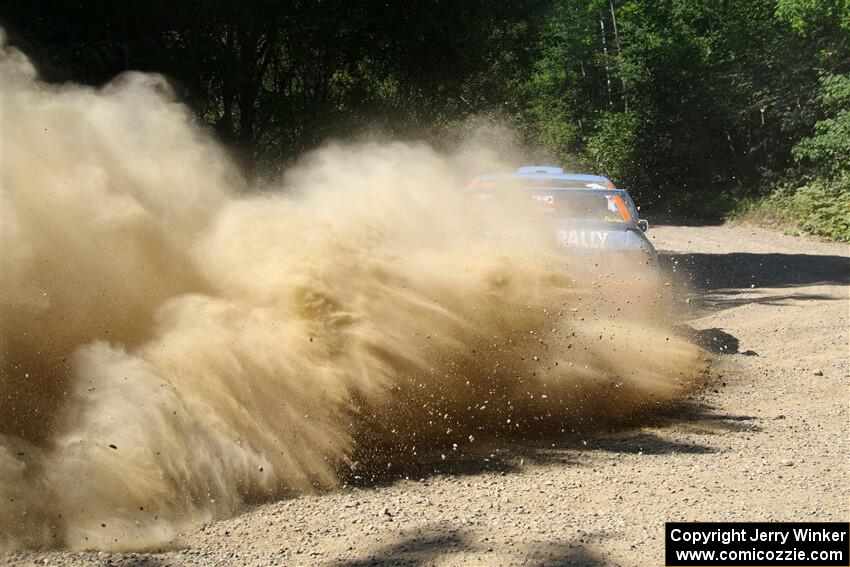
<box><xmin>474</xmin><ymin>187</ymin><xmax>635</xmax><ymax>223</ymax></box>
<box><xmin>537</xmin><ymin>190</ymin><xmax>633</xmax><ymax>222</ymax></box>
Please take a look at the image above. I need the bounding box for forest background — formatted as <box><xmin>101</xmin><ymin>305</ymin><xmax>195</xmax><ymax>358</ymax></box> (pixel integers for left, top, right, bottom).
<box><xmin>3</xmin><ymin>0</ymin><xmax>848</xmax><ymax>239</ymax></box>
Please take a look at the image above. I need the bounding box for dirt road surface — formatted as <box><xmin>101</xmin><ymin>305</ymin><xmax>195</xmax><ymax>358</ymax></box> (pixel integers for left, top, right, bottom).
<box><xmin>6</xmin><ymin>222</ymin><xmax>849</xmax><ymax>566</ymax></box>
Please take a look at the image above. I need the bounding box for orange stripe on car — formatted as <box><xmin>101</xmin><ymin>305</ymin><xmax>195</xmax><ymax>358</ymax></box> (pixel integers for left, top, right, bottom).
<box><xmin>612</xmin><ymin>195</ymin><xmax>632</xmax><ymax>221</ymax></box>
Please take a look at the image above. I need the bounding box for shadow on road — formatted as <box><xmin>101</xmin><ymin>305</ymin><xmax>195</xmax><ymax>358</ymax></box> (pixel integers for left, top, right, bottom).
<box><xmin>580</xmin><ymin>430</ymin><xmax>715</xmax><ymax>455</ymax></box>
<box><xmin>342</xmin><ymin>404</ymin><xmax>743</xmax><ymax>489</ymax></box>
<box><xmin>663</xmin><ymin>403</ymin><xmax>762</xmax><ymax>435</ymax></box>
<box><xmin>660</xmin><ymin>251</ymin><xmax>850</xmax><ymax>291</ymax></box>
<box><xmin>649</xmin><ymin>216</ymin><xmax>727</xmax><ymax>227</ymax></box>
<box><xmin>331</xmin><ymin>526</ymin><xmax>468</xmax><ymax>567</ymax></box>
<box><xmin>691</xmin><ymin>291</ymin><xmax>838</xmax><ymax>312</ymax></box>
<box><xmin>329</xmin><ymin>524</ymin><xmax>608</xmax><ymax>567</ymax></box>
<box><xmin>109</xmin><ymin>555</ymin><xmax>171</xmax><ymax>567</ymax></box>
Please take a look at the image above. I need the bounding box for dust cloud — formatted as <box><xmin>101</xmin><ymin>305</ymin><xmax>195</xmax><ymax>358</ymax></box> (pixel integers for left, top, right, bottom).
<box><xmin>0</xmin><ymin>34</ymin><xmax>705</xmax><ymax>551</ymax></box>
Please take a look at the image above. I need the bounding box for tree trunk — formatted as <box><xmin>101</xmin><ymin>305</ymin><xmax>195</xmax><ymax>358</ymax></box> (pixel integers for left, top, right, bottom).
<box><xmin>218</xmin><ymin>25</ymin><xmax>236</xmax><ymax>144</ymax></box>
<box><xmin>236</xmin><ymin>24</ymin><xmax>259</xmax><ymax>173</ymax></box>
<box><xmin>600</xmin><ymin>18</ymin><xmax>613</xmax><ymax>108</ymax></box>
<box><xmin>609</xmin><ymin>0</ymin><xmax>628</xmax><ymax>112</ymax></box>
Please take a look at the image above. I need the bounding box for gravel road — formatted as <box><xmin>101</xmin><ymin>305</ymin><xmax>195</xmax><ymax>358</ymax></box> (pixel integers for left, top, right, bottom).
<box><xmin>5</xmin><ymin>222</ymin><xmax>849</xmax><ymax>567</ymax></box>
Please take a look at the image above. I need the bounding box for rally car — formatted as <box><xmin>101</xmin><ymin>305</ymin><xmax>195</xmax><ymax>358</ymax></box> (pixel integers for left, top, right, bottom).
<box><xmin>467</xmin><ymin>166</ymin><xmax>657</xmax><ymax>267</ymax></box>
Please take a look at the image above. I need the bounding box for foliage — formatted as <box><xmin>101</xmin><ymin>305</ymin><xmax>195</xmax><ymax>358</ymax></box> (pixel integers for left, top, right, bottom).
<box><xmin>586</xmin><ymin>112</ymin><xmax>640</xmax><ymax>189</ymax></box>
<box><xmin>788</xmin><ymin>178</ymin><xmax>850</xmax><ymax>241</ymax></box>
<box><xmin>1</xmin><ymin>0</ymin><xmax>848</xmax><ymax>238</ymax></box>
<box><xmin>758</xmin><ymin>1</ymin><xmax>850</xmax><ymax>241</ymax></box>
<box><xmin>775</xmin><ymin>0</ymin><xmax>850</xmax><ymax>34</ymax></box>
<box><xmin>750</xmin><ymin>177</ymin><xmax>850</xmax><ymax>242</ymax></box>
<box><xmin>0</xmin><ymin>0</ymin><xmax>545</xmax><ymax>173</ymax></box>
<box><xmin>792</xmin><ymin>74</ymin><xmax>850</xmax><ymax>179</ymax></box>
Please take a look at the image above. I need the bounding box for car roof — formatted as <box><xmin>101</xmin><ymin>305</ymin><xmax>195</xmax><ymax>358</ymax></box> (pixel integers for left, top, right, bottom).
<box><xmin>472</xmin><ymin>166</ymin><xmax>615</xmax><ymax>187</ymax></box>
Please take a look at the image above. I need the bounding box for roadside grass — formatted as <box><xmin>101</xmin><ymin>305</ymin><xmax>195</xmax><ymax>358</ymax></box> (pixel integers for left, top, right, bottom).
<box><xmin>734</xmin><ymin>177</ymin><xmax>850</xmax><ymax>243</ymax></box>
<box><xmin>644</xmin><ymin>178</ymin><xmax>850</xmax><ymax>244</ymax></box>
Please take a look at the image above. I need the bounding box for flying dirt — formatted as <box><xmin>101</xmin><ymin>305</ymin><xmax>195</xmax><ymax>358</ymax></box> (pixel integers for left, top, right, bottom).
<box><xmin>0</xmin><ymin>34</ymin><xmax>706</xmax><ymax>552</ymax></box>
